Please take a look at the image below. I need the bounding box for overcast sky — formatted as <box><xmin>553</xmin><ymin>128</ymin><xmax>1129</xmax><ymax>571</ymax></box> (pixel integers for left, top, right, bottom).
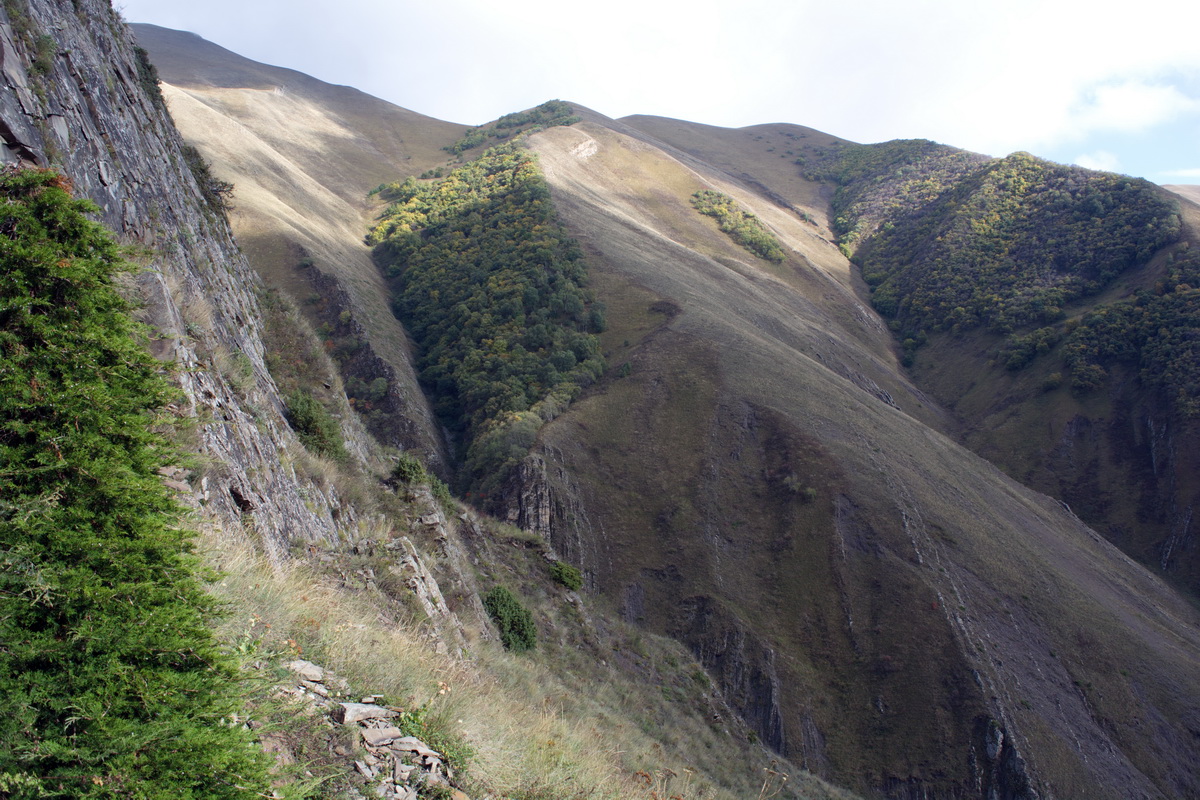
<box><xmin>118</xmin><ymin>0</ymin><xmax>1199</xmax><ymax>184</ymax></box>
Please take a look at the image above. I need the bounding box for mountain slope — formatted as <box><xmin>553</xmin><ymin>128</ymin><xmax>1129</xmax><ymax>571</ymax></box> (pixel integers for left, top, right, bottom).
<box><xmin>809</xmin><ymin>140</ymin><xmax>1200</xmax><ymax>596</ymax></box>
<box><xmin>1167</xmin><ymin>184</ymin><xmax>1200</xmax><ymax>207</ymax></box>
<box><xmin>520</xmin><ymin>120</ymin><xmax>1200</xmax><ymax>798</ymax></box>
<box><xmin>0</xmin><ymin>9</ymin><xmax>864</xmax><ymax>798</ymax></box>
<box><xmin>132</xmin><ymin>28</ymin><xmax>1200</xmax><ymax>800</ymax></box>
<box><xmin>132</xmin><ymin>23</ymin><xmax>458</xmax><ymax>469</ymax></box>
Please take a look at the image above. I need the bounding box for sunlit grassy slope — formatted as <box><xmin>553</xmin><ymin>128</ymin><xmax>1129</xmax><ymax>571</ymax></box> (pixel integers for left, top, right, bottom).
<box><xmin>524</xmin><ymin>119</ymin><xmax>1200</xmax><ymax>798</ymax></box>
<box><xmin>132</xmin><ymin>23</ymin><xmax>457</xmax><ymax>468</ymax></box>
<box><xmin>198</xmin><ymin>474</ymin><xmax>858</xmax><ymax>800</ymax></box>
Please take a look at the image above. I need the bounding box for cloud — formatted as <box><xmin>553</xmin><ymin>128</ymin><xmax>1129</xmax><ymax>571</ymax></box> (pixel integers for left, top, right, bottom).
<box><xmin>1074</xmin><ymin>151</ymin><xmax>1121</xmax><ymax>172</ymax></box>
<box><xmin>1160</xmin><ymin>167</ymin><xmax>1200</xmax><ymax>178</ymax></box>
<box><xmin>121</xmin><ymin>0</ymin><xmax>1200</xmax><ymax>177</ymax></box>
<box><xmin>1071</xmin><ymin>81</ymin><xmax>1200</xmax><ymax>136</ymax></box>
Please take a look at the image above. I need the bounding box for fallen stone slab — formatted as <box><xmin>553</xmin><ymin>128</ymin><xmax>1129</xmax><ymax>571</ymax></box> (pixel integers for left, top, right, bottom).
<box><xmin>361</xmin><ymin>726</ymin><xmax>405</xmax><ymax>747</ymax></box>
<box><xmin>334</xmin><ymin>702</ymin><xmax>399</xmax><ymax>725</ymax></box>
<box><xmin>388</xmin><ymin>736</ymin><xmax>440</xmax><ymax>759</ymax></box>
<box><xmin>285</xmin><ymin>659</ymin><xmax>325</xmax><ymax>682</ymax></box>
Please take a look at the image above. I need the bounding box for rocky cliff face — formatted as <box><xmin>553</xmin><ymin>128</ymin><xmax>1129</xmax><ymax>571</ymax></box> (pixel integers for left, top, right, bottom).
<box><xmin>131</xmin><ymin>22</ymin><xmax>455</xmax><ymax>475</ymax></box>
<box><xmin>0</xmin><ymin>0</ymin><xmax>355</xmax><ymax>557</ymax></box>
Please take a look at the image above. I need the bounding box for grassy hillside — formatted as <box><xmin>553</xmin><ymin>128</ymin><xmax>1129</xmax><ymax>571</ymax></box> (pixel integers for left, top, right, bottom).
<box><xmin>217</xmin><ymin>240</ymin><xmax>854</xmax><ymax>800</ymax></box>
<box><xmin>1167</xmin><ymin>184</ymin><xmax>1200</xmax><ymax>206</ymax></box>
<box><xmin>0</xmin><ymin>170</ymin><xmax>848</xmax><ymax>800</ymax></box>
<box><xmin>133</xmin><ymin>23</ymin><xmax>457</xmax><ymax>470</ymax></box>
<box><xmin>525</xmin><ymin>120</ymin><xmax>1200</xmax><ymax>799</ymax></box>
<box><xmin>823</xmin><ymin>139</ymin><xmax>1200</xmax><ymax>592</ymax></box>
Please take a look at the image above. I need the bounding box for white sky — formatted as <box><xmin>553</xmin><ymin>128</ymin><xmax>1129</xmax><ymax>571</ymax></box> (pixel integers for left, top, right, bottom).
<box><xmin>117</xmin><ymin>0</ymin><xmax>1200</xmax><ymax>183</ymax></box>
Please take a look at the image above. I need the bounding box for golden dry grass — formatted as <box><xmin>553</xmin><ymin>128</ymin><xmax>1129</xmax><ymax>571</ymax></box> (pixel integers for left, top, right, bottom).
<box><xmin>135</xmin><ymin>23</ymin><xmax>454</xmax><ymax>466</ymax></box>
<box><xmin>1165</xmin><ymin>184</ymin><xmax>1200</xmax><ymax>207</ymax></box>
<box><xmin>200</xmin><ymin>524</ymin><xmax>859</xmax><ymax>800</ymax></box>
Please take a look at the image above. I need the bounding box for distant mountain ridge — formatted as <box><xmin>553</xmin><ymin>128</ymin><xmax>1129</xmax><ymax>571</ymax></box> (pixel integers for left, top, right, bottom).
<box><xmin>133</xmin><ymin>24</ymin><xmax>1200</xmax><ymax>800</ymax></box>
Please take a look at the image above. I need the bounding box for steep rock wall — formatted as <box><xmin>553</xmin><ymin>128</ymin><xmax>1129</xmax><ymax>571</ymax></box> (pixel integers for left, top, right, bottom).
<box><xmin>132</xmin><ymin>22</ymin><xmax>455</xmax><ymax>474</ymax></box>
<box><xmin>0</xmin><ymin>0</ymin><xmax>348</xmax><ymax>556</ymax></box>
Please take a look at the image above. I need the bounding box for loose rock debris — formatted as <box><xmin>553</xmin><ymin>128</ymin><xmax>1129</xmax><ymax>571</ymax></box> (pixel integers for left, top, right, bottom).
<box><xmin>277</xmin><ymin>659</ymin><xmax>476</xmax><ymax>799</ymax></box>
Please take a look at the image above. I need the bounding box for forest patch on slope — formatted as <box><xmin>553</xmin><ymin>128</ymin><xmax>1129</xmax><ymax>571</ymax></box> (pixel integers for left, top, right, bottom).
<box><xmin>823</xmin><ymin>141</ymin><xmax>1197</xmax><ymax>416</ymax></box>
<box><xmin>690</xmin><ymin>189</ymin><xmax>785</xmax><ymax>262</ymax></box>
<box><xmin>443</xmin><ymin>100</ymin><xmax>581</xmax><ymax>157</ymax></box>
<box><xmin>368</xmin><ymin>143</ymin><xmax>604</xmax><ymax>496</ymax></box>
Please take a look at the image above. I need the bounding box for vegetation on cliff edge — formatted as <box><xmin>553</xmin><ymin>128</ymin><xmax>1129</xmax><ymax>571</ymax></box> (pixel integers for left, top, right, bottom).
<box><xmin>0</xmin><ymin>167</ymin><xmax>271</xmax><ymax>798</ymax></box>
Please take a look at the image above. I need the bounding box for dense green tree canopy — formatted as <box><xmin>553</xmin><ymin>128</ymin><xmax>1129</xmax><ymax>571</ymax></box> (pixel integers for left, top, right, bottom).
<box><xmin>369</xmin><ymin>145</ymin><xmax>603</xmax><ymax>492</ymax></box>
<box><xmin>1063</xmin><ymin>247</ymin><xmax>1200</xmax><ymax>416</ymax></box>
<box><xmin>821</xmin><ymin>141</ymin><xmax>1198</xmax><ymax>416</ymax></box>
<box><xmin>0</xmin><ymin>167</ymin><xmax>271</xmax><ymax>798</ymax></box>
<box><xmin>835</xmin><ymin>147</ymin><xmax>1179</xmax><ymax>340</ymax></box>
<box><xmin>444</xmin><ymin>100</ymin><xmax>581</xmax><ymax>156</ymax></box>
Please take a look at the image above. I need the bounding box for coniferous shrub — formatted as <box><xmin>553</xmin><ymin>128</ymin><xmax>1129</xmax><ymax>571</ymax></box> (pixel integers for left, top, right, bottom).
<box><xmin>180</xmin><ymin>143</ymin><xmax>234</xmax><ymax>214</ymax></box>
<box><xmin>285</xmin><ymin>388</ymin><xmax>347</xmax><ymax>461</ymax></box>
<box><xmin>549</xmin><ymin>560</ymin><xmax>583</xmax><ymax>591</ymax></box>
<box><xmin>482</xmin><ymin>586</ymin><xmax>537</xmax><ymax>651</ymax></box>
<box><xmin>0</xmin><ymin>166</ymin><xmax>271</xmax><ymax>797</ymax></box>
<box><xmin>133</xmin><ymin>45</ymin><xmax>166</xmax><ymax>111</ymax></box>
<box><xmin>391</xmin><ymin>451</ymin><xmax>428</xmax><ymax>484</ymax></box>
